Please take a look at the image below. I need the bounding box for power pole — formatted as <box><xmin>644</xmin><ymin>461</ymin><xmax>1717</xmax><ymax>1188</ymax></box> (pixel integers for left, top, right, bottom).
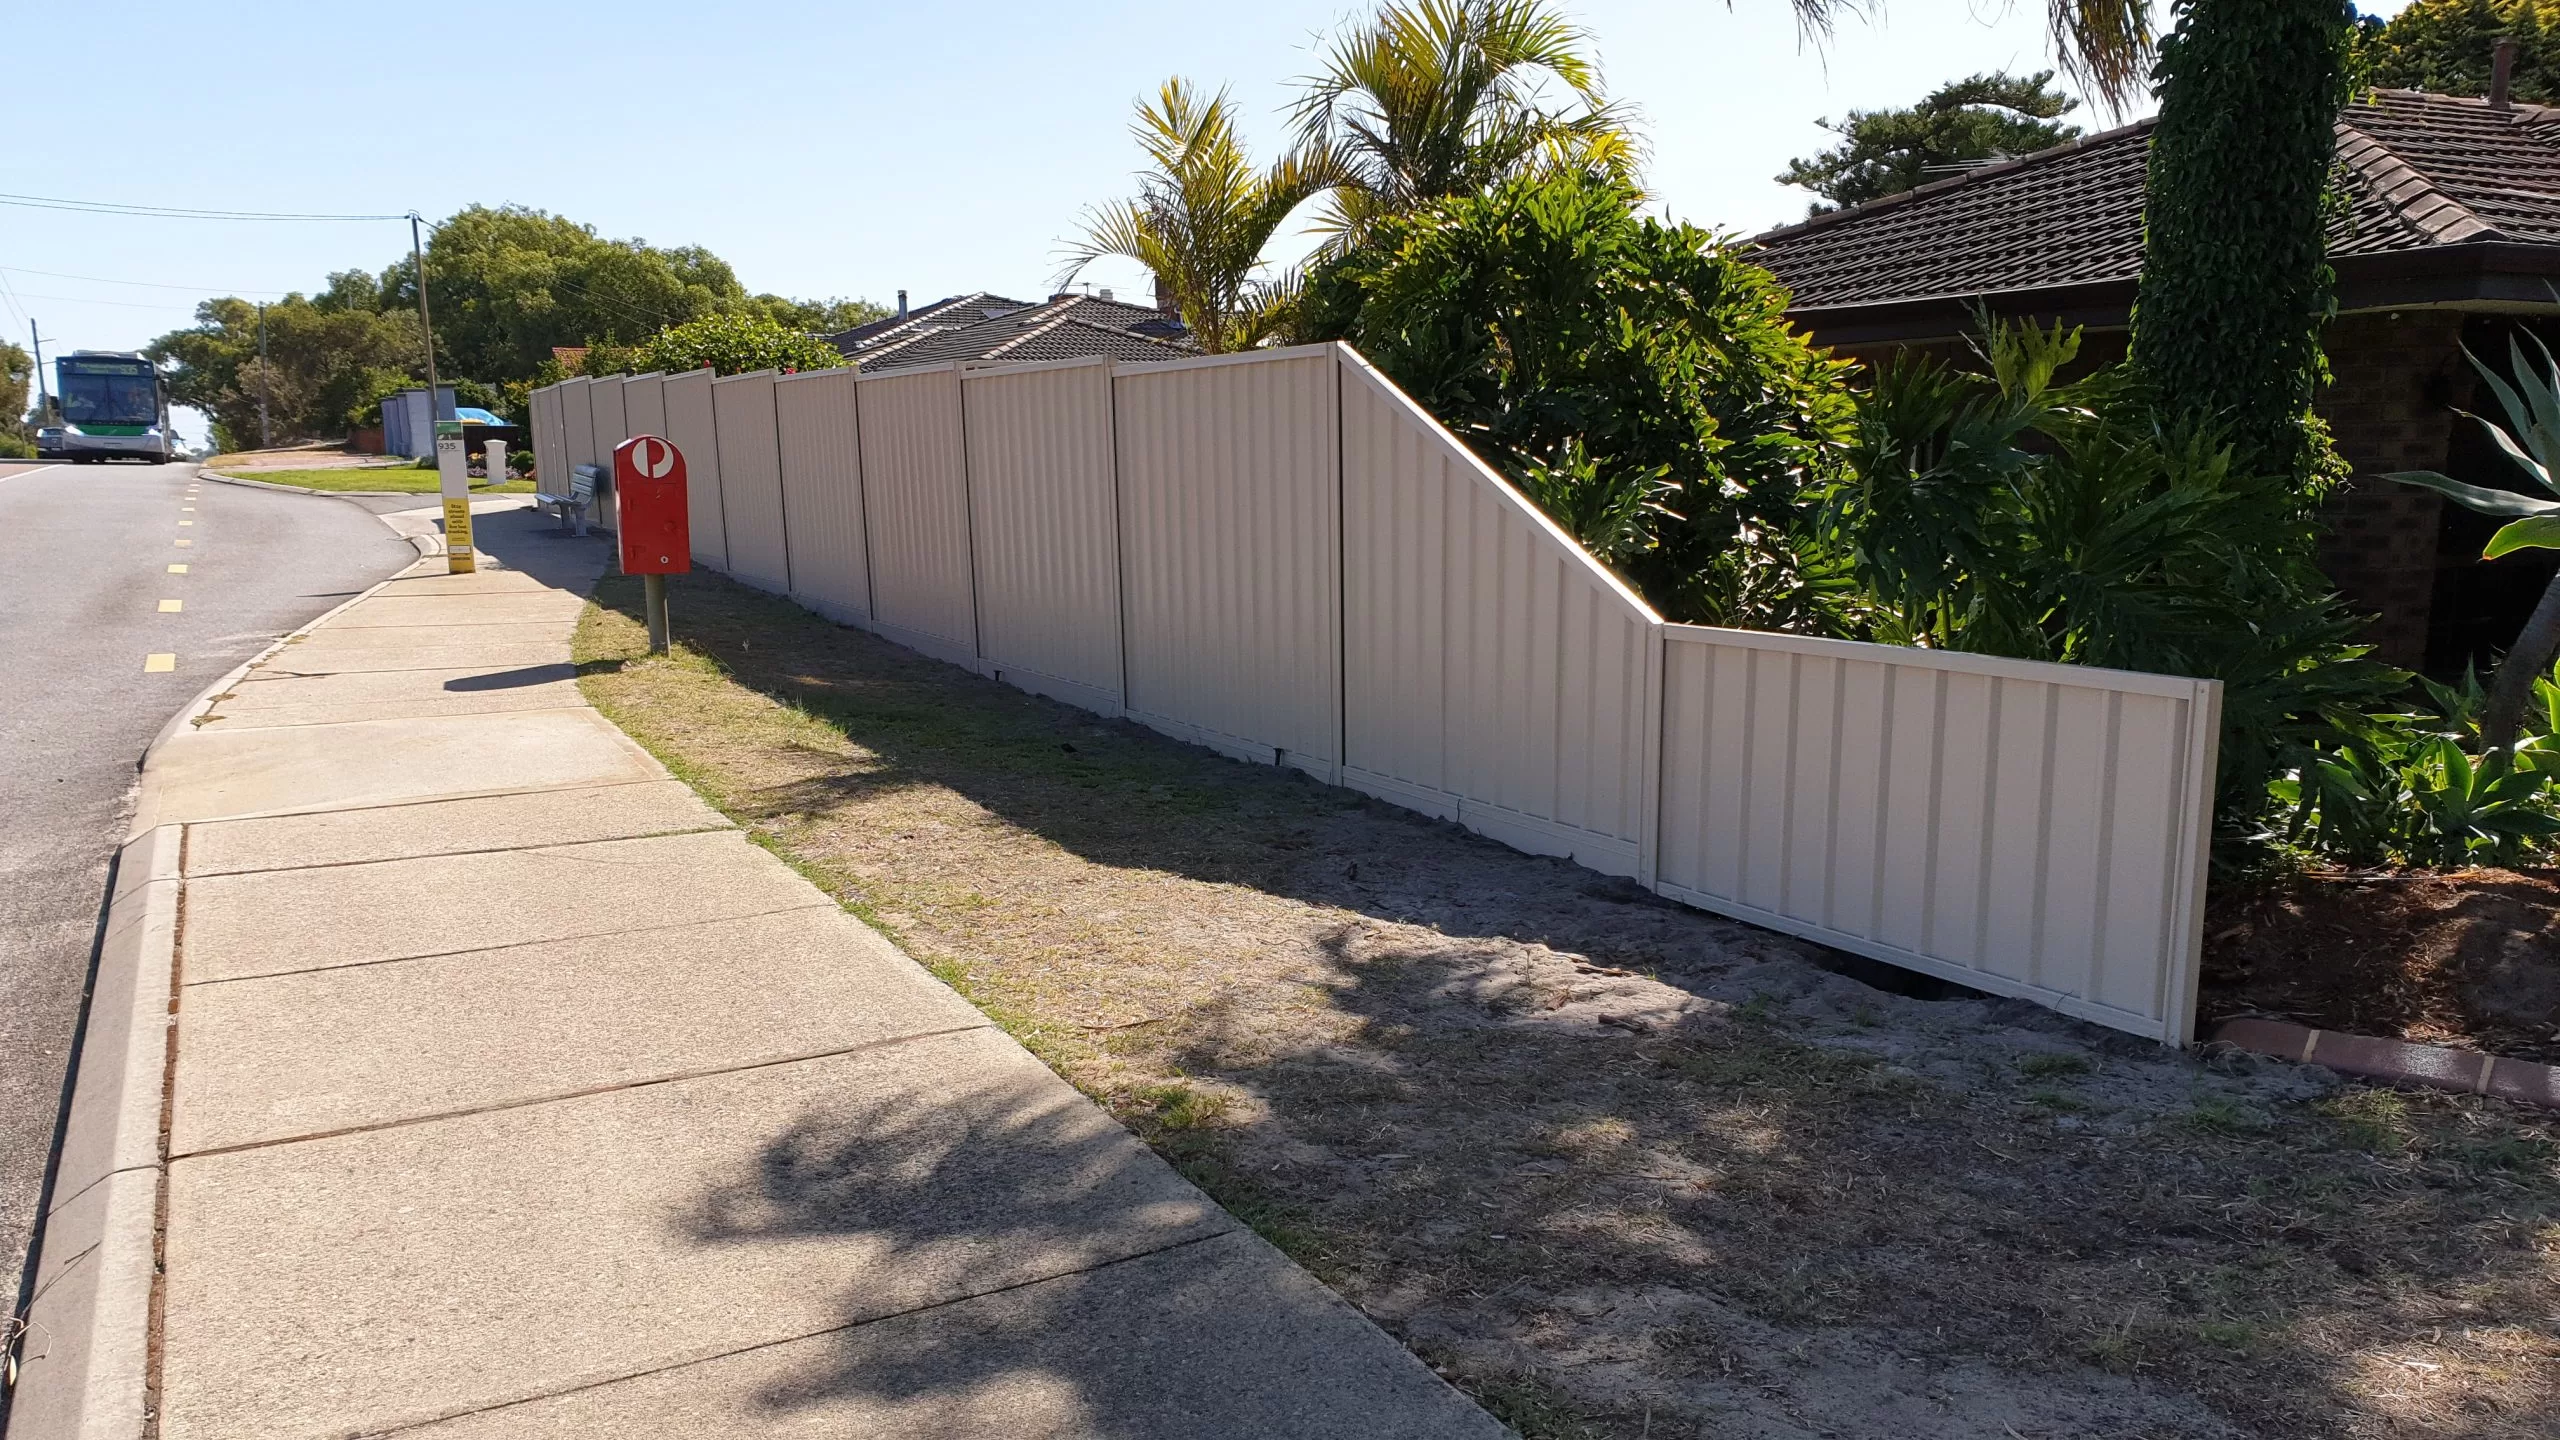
<box><xmin>409</xmin><ymin>213</ymin><xmax>439</xmax><ymax>415</ymax></box>
<box><xmin>30</xmin><ymin>319</ymin><xmax>48</xmax><ymax>423</ymax></box>
<box><xmin>256</xmin><ymin>303</ymin><xmax>272</xmax><ymax>449</ymax></box>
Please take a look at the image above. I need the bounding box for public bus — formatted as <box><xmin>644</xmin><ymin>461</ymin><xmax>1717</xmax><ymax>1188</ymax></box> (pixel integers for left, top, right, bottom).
<box><xmin>37</xmin><ymin>351</ymin><xmax>174</xmax><ymax>463</ymax></box>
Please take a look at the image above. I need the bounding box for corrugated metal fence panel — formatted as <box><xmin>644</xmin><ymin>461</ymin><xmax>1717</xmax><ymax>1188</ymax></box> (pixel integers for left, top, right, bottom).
<box><xmin>586</xmin><ymin>379</ymin><xmax>628</xmax><ymax>532</ymax></box>
<box><xmin>1653</xmin><ymin>627</ymin><xmax>2219</xmax><ymax>1043</ymax></box>
<box><xmin>712</xmin><ymin>371</ymin><xmax>788</xmax><ymax>593</ymax></box>
<box><xmin>963</xmin><ymin>359</ymin><xmax>1123</xmax><ymax>714</ymax></box>
<box><xmin>1112</xmin><ymin>347</ymin><xmax>1341</xmax><ymax>775</ymax></box>
<box><xmin>1338</xmin><ymin>351</ymin><xmax>1658</xmax><ymax>875</ymax></box>
<box><xmin>529</xmin><ymin>385</ymin><xmax>563</xmax><ymax>492</ymax></box>
<box><xmin>855</xmin><ymin>365</ymin><xmax>978</xmax><ymax>666</ymax></box>
<box><xmin>661</xmin><ymin>369</ymin><xmax>727</xmax><ymax>570</ymax></box>
<box><xmin>561</xmin><ymin>379</ymin><xmax>596</xmax><ymax>474</ymax></box>
<box><xmin>622</xmin><ymin>372</ymin><xmax>666</xmax><ymax>442</ymax></box>
<box><xmin>774</xmin><ymin>368</ymin><xmax>870</xmax><ymax>625</ymax></box>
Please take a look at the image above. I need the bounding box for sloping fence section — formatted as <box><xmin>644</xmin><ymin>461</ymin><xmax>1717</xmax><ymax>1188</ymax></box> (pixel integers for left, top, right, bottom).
<box><xmin>533</xmin><ymin>344</ymin><xmax>2219</xmax><ymax>1044</ymax></box>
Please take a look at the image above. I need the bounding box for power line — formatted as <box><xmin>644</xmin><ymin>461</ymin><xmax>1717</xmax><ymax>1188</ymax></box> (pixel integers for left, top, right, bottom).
<box><xmin>0</xmin><ymin>264</ymin><xmax>289</xmax><ymax>296</ymax></box>
<box><xmin>0</xmin><ymin>191</ymin><xmax>405</xmax><ymax>222</ymax></box>
<box><xmin>5</xmin><ymin>289</ymin><xmax>208</xmax><ymax>311</ymax></box>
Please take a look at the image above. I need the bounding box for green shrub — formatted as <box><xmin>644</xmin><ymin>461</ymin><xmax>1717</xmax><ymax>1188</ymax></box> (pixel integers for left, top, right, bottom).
<box><xmin>601</xmin><ymin>311</ymin><xmax>846</xmax><ymax>380</ymax></box>
<box><xmin>1298</xmin><ymin>168</ymin><xmax>1857</xmax><ymax>628</ymax></box>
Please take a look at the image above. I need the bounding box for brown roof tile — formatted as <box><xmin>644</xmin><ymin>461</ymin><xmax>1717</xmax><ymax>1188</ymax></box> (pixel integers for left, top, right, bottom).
<box><xmin>1754</xmin><ymin>90</ymin><xmax>2560</xmax><ymax>311</ymax></box>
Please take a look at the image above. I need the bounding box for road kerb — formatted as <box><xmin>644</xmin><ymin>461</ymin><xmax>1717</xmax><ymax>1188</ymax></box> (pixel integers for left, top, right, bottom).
<box><xmin>5</xmin><ymin>827</ymin><xmax>180</xmax><ymax>1440</ymax></box>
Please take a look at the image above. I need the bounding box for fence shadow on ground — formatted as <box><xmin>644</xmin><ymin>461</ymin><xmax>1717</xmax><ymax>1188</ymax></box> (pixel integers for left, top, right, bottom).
<box><xmin>579</xmin><ymin>565</ymin><xmax>2559</xmax><ymax>1440</ymax></box>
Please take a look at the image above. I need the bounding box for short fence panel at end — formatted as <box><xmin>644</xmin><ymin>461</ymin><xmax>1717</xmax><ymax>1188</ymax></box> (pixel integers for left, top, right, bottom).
<box><xmin>1652</xmin><ymin>627</ymin><xmax>2220</xmax><ymax>1044</ymax></box>
<box><xmin>774</xmin><ymin>367</ymin><xmax>871</xmax><ymax>626</ymax></box>
<box><xmin>962</xmin><ymin>358</ymin><xmax>1125</xmax><ymax>715</ymax></box>
<box><xmin>711</xmin><ymin>370</ymin><xmax>788</xmax><ymax>595</ymax></box>
<box><xmin>661</xmin><ymin>369</ymin><xmax>727</xmax><ymax>570</ymax></box>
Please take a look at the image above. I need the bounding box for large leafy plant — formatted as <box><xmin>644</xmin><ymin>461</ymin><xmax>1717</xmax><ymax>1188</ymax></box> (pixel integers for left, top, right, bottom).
<box><xmin>1804</xmin><ymin>321</ymin><xmax>2401</xmax><ymax>838</ymax></box>
<box><xmin>1298</xmin><ymin>167</ymin><xmax>1856</xmax><ymax>628</ymax></box>
<box><xmin>2382</xmin><ymin>333</ymin><xmax>2560</xmax><ymax>753</ymax></box>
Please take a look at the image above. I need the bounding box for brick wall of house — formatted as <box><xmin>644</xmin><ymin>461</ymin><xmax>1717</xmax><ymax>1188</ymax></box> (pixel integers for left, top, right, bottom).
<box><xmin>2315</xmin><ymin>310</ymin><xmax>2465</xmax><ymax>669</ymax></box>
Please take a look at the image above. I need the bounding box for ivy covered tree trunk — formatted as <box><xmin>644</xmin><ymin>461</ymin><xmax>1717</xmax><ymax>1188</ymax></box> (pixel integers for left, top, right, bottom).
<box><xmin>2129</xmin><ymin>0</ymin><xmax>2358</xmax><ymax>480</ymax></box>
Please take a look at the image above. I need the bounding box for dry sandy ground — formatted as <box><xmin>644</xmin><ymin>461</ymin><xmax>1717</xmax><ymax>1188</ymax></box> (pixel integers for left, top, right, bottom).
<box><xmin>578</xmin><ymin>571</ymin><xmax>2559</xmax><ymax>1440</ymax></box>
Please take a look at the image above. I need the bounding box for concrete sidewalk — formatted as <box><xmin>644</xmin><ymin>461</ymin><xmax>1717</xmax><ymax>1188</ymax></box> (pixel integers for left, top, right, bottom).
<box><xmin>10</xmin><ymin>505</ymin><xmax>1503</xmax><ymax>1439</ymax></box>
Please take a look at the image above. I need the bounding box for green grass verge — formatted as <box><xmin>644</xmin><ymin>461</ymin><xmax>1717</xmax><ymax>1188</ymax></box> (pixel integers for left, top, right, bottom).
<box><xmin>215</xmin><ymin>466</ymin><xmax>536</xmax><ymax>494</ymax></box>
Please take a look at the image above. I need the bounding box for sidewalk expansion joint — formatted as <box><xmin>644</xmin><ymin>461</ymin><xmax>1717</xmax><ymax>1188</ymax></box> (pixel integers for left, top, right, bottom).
<box><xmin>170</xmin><ymin>775</ymin><xmax>678</xmax><ymax>834</ymax></box>
<box><xmin>194</xmin><ymin>704</ymin><xmax>602</xmax><ymax>736</ymax></box>
<box><xmin>181</xmin><ymin>899</ymin><xmax>844</xmax><ymax>987</ymax></box>
<box><xmin>183</xmin><ymin>823</ymin><xmax>736</xmax><ymax>880</ymax></box>
<box><xmin>167</xmin><ymin>1021</ymin><xmax>998</xmax><ymax>1163</ymax></box>
<box><xmin>353</xmin><ymin>1228</ymin><xmax>1241</xmax><ymax>1439</ymax></box>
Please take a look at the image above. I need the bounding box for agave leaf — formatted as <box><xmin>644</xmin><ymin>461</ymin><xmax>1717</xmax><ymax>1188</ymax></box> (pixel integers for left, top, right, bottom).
<box><xmin>2381</xmin><ymin>468</ymin><xmax>2560</xmax><ymax>518</ymax></box>
<box><xmin>2504</xmin><ymin>334</ymin><xmax>2560</xmax><ymax>466</ymax></box>
<box><xmin>2485</xmin><ymin>513</ymin><xmax>2560</xmax><ymax>559</ymax></box>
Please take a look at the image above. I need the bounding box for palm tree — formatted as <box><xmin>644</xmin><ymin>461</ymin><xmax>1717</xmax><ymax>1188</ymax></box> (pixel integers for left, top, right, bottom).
<box><xmin>1058</xmin><ymin>79</ymin><xmax>1345</xmax><ymax>355</ymax></box>
<box><xmin>1293</xmin><ymin>0</ymin><xmax>1640</xmax><ymax>247</ymax></box>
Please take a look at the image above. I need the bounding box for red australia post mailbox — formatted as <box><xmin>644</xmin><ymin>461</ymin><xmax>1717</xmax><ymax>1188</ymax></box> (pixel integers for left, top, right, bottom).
<box><xmin>613</xmin><ymin>435</ymin><xmax>691</xmax><ymax>575</ymax></box>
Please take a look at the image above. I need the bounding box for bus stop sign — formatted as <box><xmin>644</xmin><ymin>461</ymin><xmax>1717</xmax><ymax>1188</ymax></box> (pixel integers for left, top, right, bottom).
<box><xmin>613</xmin><ymin>435</ymin><xmax>691</xmax><ymax>576</ymax></box>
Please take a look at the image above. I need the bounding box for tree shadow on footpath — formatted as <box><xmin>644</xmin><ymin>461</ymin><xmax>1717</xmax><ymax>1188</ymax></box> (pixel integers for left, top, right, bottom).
<box><xmin>666</xmin><ymin>1045</ymin><xmax>1502</xmax><ymax>1438</ymax></box>
<box><xmin>587</xmin><ymin>567</ymin><xmax>2560</xmax><ymax>1440</ymax></box>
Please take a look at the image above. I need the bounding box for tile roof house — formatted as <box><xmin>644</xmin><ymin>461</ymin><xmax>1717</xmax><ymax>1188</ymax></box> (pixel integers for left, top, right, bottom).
<box><xmin>829</xmin><ymin>291</ymin><xmax>1196</xmax><ymax>373</ymax></box>
<box><xmin>1752</xmin><ymin>88</ymin><xmax>2560</xmax><ymax>674</ymax></box>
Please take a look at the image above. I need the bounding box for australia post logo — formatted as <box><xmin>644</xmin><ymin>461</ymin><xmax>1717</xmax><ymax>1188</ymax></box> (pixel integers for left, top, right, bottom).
<box><xmin>627</xmin><ymin>436</ymin><xmax>676</xmax><ymax>480</ymax></box>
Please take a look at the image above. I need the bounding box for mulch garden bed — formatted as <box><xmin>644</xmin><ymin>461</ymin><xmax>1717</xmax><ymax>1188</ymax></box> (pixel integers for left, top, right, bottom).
<box><xmin>2204</xmin><ymin>868</ymin><xmax>2560</xmax><ymax>1064</ymax></box>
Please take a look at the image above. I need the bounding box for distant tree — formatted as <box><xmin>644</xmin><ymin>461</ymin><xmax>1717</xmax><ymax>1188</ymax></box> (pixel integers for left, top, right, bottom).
<box><xmin>1777</xmin><ymin>71</ymin><xmax>2083</xmax><ymax>214</ymax></box>
<box><xmin>402</xmin><ymin>205</ymin><xmax>748</xmax><ymax>386</ymax></box>
<box><xmin>746</xmin><ymin>295</ymin><xmax>893</xmax><ymax>333</ymax></box>
<box><xmin>147</xmin><ymin>296</ymin><xmax>422</xmax><ymax>448</ymax></box>
<box><xmin>2356</xmin><ymin>0</ymin><xmax>2560</xmax><ymax>101</ymax></box>
<box><xmin>1</xmin><ymin>341</ymin><xmax>35</xmax><ymax>447</ymax></box>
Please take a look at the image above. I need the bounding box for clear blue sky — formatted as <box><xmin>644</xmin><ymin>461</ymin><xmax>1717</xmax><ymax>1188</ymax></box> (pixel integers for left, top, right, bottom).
<box><xmin>4</xmin><ymin>0</ymin><xmax>2409</xmax><ymax>447</ymax></box>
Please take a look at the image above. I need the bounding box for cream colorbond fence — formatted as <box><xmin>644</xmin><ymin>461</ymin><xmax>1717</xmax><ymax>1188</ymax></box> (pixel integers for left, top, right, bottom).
<box><xmin>775</xmin><ymin>368</ymin><xmax>870</xmax><ymax>626</ymax></box>
<box><xmin>534</xmin><ymin>344</ymin><xmax>2219</xmax><ymax>1043</ymax></box>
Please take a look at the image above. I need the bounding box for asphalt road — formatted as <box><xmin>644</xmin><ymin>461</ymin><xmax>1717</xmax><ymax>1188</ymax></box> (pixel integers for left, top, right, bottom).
<box><xmin>0</xmin><ymin>461</ymin><xmax>414</xmax><ymax>1325</ymax></box>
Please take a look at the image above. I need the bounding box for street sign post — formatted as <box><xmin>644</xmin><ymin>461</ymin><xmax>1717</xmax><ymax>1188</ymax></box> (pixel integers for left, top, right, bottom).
<box><xmin>435</xmin><ymin>418</ymin><xmax>473</xmax><ymax>574</ymax></box>
<box><xmin>613</xmin><ymin>434</ymin><xmax>690</xmax><ymax>655</ymax></box>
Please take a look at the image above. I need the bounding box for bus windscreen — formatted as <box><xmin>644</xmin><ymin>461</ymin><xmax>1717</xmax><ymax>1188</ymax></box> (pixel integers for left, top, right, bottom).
<box><xmin>59</xmin><ymin>368</ymin><xmax>159</xmax><ymax>426</ymax></box>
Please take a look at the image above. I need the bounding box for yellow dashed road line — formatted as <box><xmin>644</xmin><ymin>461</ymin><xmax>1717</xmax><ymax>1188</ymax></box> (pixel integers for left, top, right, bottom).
<box><xmin>179</xmin><ymin>520</ymin><xmax>194</xmax><ymax>526</ymax></box>
<box><xmin>143</xmin><ymin>654</ymin><xmax>175</xmax><ymax>673</ymax></box>
<box><xmin>159</xmin><ymin>599</ymin><xmax>182</xmax><ymax>613</ymax></box>
<box><xmin>168</xmin><ymin>563</ymin><xmax>188</xmax><ymax>574</ymax></box>
<box><xmin>174</xmin><ymin>539</ymin><xmax>190</xmax><ymax>548</ymax></box>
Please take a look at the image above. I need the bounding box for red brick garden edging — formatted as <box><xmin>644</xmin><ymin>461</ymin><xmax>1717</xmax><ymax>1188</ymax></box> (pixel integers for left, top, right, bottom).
<box><xmin>2209</xmin><ymin>1017</ymin><xmax>2560</xmax><ymax>1110</ymax></box>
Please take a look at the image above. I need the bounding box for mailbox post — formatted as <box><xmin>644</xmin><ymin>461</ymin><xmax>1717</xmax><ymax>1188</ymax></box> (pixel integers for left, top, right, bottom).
<box><xmin>612</xmin><ymin>435</ymin><xmax>690</xmax><ymax>655</ymax></box>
